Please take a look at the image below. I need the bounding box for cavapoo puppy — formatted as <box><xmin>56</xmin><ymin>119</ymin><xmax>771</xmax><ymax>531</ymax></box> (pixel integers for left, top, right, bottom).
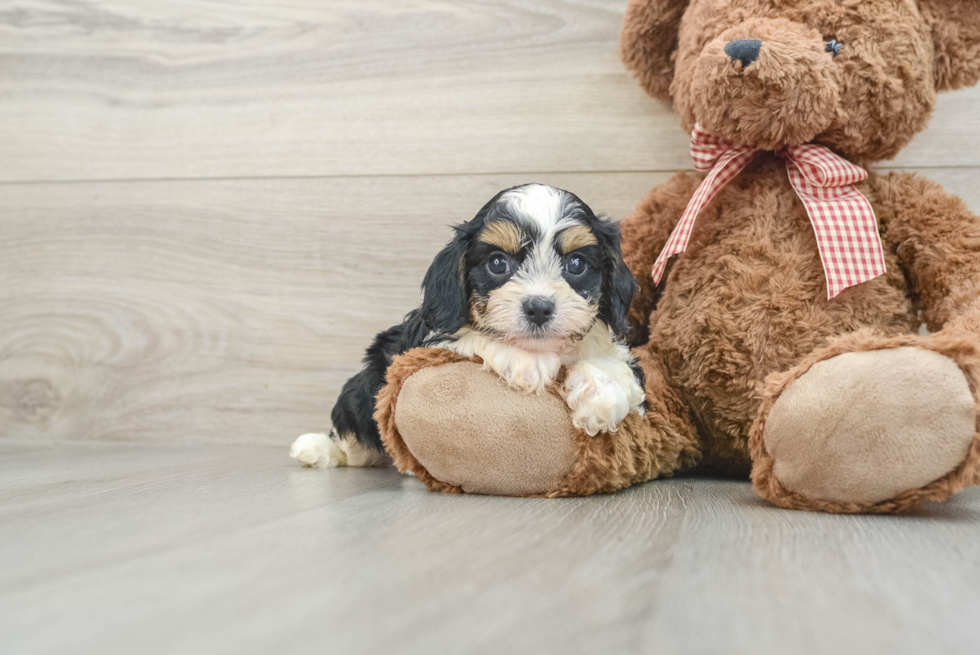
<box><xmin>291</xmin><ymin>184</ymin><xmax>646</xmax><ymax>468</ymax></box>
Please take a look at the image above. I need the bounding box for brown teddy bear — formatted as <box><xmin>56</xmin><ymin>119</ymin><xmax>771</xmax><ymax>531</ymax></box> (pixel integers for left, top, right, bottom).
<box><xmin>376</xmin><ymin>0</ymin><xmax>980</xmax><ymax>513</ymax></box>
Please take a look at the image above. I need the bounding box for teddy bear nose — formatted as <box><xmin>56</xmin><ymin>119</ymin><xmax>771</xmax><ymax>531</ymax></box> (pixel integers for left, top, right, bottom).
<box><xmin>725</xmin><ymin>39</ymin><xmax>763</xmax><ymax>67</ymax></box>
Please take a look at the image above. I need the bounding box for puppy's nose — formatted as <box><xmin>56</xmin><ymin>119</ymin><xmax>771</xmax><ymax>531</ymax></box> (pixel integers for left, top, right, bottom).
<box><xmin>522</xmin><ymin>296</ymin><xmax>555</xmax><ymax>327</ymax></box>
<box><xmin>725</xmin><ymin>39</ymin><xmax>763</xmax><ymax>67</ymax></box>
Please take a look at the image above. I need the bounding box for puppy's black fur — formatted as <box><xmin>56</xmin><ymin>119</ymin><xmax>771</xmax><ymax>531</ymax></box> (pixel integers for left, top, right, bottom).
<box><xmin>330</xmin><ymin>185</ymin><xmax>641</xmax><ymax>454</ymax></box>
<box><xmin>329</xmin><ymin>316</ymin><xmax>418</xmax><ymax>453</ymax></box>
<box><xmin>593</xmin><ymin>215</ymin><xmax>638</xmax><ymax>338</ymax></box>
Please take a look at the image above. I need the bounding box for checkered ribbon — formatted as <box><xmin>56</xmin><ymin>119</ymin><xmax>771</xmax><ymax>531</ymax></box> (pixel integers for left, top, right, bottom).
<box><xmin>652</xmin><ymin>124</ymin><xmax>887</xmax><ymax>299</ymax></box>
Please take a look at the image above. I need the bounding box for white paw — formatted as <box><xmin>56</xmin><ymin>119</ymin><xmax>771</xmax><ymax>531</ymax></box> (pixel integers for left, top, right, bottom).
<box><xmin>485</xmin><ymin>348</ymin><xmax>561</xmax><ymax>394</ymax></box>
<box><xmin>561</xmin><ymin>362</ymin><xmax>632</xmax><ymax>436</ymax></box>
<box><xmin>289</xmin><ymin>432</ymin><xmax>346</xmax><ymax>468</ymax></box>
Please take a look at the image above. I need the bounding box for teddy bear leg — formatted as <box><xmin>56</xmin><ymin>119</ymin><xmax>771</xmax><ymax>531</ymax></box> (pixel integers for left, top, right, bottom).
<box><xmin>377</xmin><ymin>346</ymin><xmax>703</xmax><ymax>497</ymax></box>
<box><xmin>547</xmin><ymin>346</ymin><xmax>703</xmax><ymax>496</ymax></box>
<box><xmin>749</xmin><ymin>330</ymin><xmax>980</xmax><ymax>513</ymax></box>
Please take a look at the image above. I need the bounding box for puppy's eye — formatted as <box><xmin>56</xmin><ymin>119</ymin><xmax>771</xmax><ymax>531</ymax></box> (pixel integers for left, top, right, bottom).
<box><xmin>487</xmin><ymin>254</ymin><xmax>510</xmax><ymax>276</ymax></box>
<box><xmin>825</xmin><ymin>39</ymin><xmax>843</xmax><ymax>57</ymax></box>
<box><xmin>565</xmin><ymin>256</ymin><xmax>586</xmax><ymax>276</ymax></box>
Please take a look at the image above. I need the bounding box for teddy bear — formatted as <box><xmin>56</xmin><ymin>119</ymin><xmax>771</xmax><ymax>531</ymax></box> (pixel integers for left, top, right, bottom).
<box><xmin>374</xmin><ymin>0</ymin><xmax>980</xmax><ymax>513</ymax></box>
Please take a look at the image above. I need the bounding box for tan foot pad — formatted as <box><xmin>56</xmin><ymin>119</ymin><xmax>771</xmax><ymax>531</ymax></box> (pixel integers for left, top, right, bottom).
<box><xmin>394</xmin><ymin>361</ymin><xmax>579</xmax><ymax>496</ymax></box>
<box><xmin>763</xmin><ymin>347</ymin><xmax>976</xmax><ymax>504</ymax></box>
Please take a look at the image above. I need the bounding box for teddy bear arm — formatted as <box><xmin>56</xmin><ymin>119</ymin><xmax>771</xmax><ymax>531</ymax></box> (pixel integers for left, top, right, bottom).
<box><xmin>918</xmin><ymin>0</ymin><xmax>980</xmax><ymax>92</ymax></box>
<box><xmin>620</xmin><ymin>172</ymin><xmax>702</xmax><ymax>344</ymax></box>
<box><xmin>872</xmin><ymin>172</ymin><xmax>980</xmax><ymax>335</ymax></box>
<box><xmin>620</xmin><ymin>0</ymin><xmax>688</xmax><ymax>101</ymax></box>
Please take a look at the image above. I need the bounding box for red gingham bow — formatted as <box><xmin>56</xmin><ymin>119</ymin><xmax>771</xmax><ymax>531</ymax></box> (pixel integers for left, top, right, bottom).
<box><xmin>652</xmin><ymin>124</ymin><xmax>887</xmax><ymax>299</ymax></box>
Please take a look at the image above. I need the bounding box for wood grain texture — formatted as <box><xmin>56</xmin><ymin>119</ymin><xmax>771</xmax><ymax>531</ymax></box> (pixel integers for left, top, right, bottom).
<box><xmin>1</xmin><ymin>169</ymin><xmax>977</xmax><ymax>445</ymax></box>
<box><xmin>1</xmin><ymin>0</ymin><xmax>979</xmax><ymax>182</ymax></box>
<box><xmin>2</xmin><ymin>440</ymin><xmax>979</xmax><ymax>655</ymax></box>
<box><xmin>0</xmin><ymin>172</ymin><xmax>670</xmax><ymax>444</ymax></box>
<box><xmin>2</xmin><ymin>0</ymin><xmax>980</xmax><ymax>448</ymax></box>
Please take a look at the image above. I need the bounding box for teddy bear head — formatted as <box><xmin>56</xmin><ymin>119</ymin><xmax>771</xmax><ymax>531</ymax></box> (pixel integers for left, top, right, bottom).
<box><xmin>621</xmin><ymin>0</ymin><xmax>980</xmax><ymax>162</ymax></box>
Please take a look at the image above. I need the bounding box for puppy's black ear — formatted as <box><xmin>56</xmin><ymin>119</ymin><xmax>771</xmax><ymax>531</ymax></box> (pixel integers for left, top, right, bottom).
<box><xmin>418</xmin><ymin>225</ymin><xmax>474</xmax><ymax>338</ymax></box>
<box><xmin>594</xmin><ymin>216</ymin><xmax>638</xmax><ymax>338</ymax></box>
<box><xmin>413</xmin><ymin>191</ymin><xmax>507</xmax><ymax>343</ymax></box>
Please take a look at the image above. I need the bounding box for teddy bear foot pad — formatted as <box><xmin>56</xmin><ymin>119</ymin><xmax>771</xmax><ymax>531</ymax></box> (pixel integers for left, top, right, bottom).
<box><xmin>754</xmin><ymin>344</ymin><xmax>980</xmax><ymax>512</ymax></box>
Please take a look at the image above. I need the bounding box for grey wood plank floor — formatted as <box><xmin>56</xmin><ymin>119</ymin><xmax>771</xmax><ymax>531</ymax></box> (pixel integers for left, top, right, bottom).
<box><xmin>3</xmin><ymin>440</ymin><xmax>980</xmax><ymax>655</ymax></box>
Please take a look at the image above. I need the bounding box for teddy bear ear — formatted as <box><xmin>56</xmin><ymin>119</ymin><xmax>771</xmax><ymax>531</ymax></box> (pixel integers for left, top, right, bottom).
<box><xmin>620</xmin><ymin>0</ymin><xmax>690</xmax><ymax>101</ymax></box>
<box><xmin>919</xmin><ymin>0</ymin><xmax>980</xmax><ymax>92</ymax></box>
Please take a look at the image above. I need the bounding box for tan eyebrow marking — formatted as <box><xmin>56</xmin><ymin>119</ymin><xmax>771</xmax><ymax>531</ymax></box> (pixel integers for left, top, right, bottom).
<box><xmin>478</xmin><ymin>220</ymin><xmax>524</xmax><ymax>253</ymax></box>
<box><xmin>557</xmin><ymin>225</ymin><xmax>598</xmax><ymax>253</ymax></box>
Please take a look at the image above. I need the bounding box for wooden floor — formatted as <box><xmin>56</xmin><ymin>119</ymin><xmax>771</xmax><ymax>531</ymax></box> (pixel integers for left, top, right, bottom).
<box><xmin>3</xmin><ymin>439</ymin><xmax>980</xmax><ymax>655</ymax></box>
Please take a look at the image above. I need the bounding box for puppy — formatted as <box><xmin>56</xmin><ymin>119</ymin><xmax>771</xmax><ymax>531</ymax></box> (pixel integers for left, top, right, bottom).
<box><xmin>290</xmin><ymin>184</ymin><xmax>646</xmax><ymax>469</ymax></box>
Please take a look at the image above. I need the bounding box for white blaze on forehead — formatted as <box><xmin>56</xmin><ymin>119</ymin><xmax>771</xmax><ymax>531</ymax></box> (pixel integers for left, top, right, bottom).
<box><xmin>501</xmin><ymin>184</ymin><xmax>583</xmax><ymax>284</ymax></box>
<box><xmin>501</xmin><ymin>184</ymin><xmax>565</xmax><ymax>231</ymax></box>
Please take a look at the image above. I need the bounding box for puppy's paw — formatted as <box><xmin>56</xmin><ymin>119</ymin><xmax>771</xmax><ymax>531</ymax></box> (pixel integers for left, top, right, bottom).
<box><xmin>486</xmin><ymin>348</ymin><xmax>561</xmax><ymax>395</ymax></box>
<box><xmin>289</xmin><ymin>432</ymin><xmax>346</xmax><ymax>468</ymax></box>
<box><xmin>561</xmin><ymin>362</ymin><xmax>631</xmax><ymax>436</ymax></box>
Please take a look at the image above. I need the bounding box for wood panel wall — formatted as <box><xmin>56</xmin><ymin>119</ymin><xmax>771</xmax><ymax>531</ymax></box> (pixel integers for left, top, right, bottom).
<box><xmin>2</xmin><ymin>1</ymin><xmax>978</xmax><ymax>444</ymax></box>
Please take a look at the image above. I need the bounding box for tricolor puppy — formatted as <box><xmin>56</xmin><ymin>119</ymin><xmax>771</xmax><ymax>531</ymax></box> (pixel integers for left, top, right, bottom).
<box><xmin>290</xmin><ymin>184</ymin><xmax>646</xmax><ymax>469</ymax></box>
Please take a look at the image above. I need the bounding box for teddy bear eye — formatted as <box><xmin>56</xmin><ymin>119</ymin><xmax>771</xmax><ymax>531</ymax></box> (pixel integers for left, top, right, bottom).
<box><xmin>825</xmin><ymin>39</ymin><xmax>843</xmax><ymax>57</ymax></box>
